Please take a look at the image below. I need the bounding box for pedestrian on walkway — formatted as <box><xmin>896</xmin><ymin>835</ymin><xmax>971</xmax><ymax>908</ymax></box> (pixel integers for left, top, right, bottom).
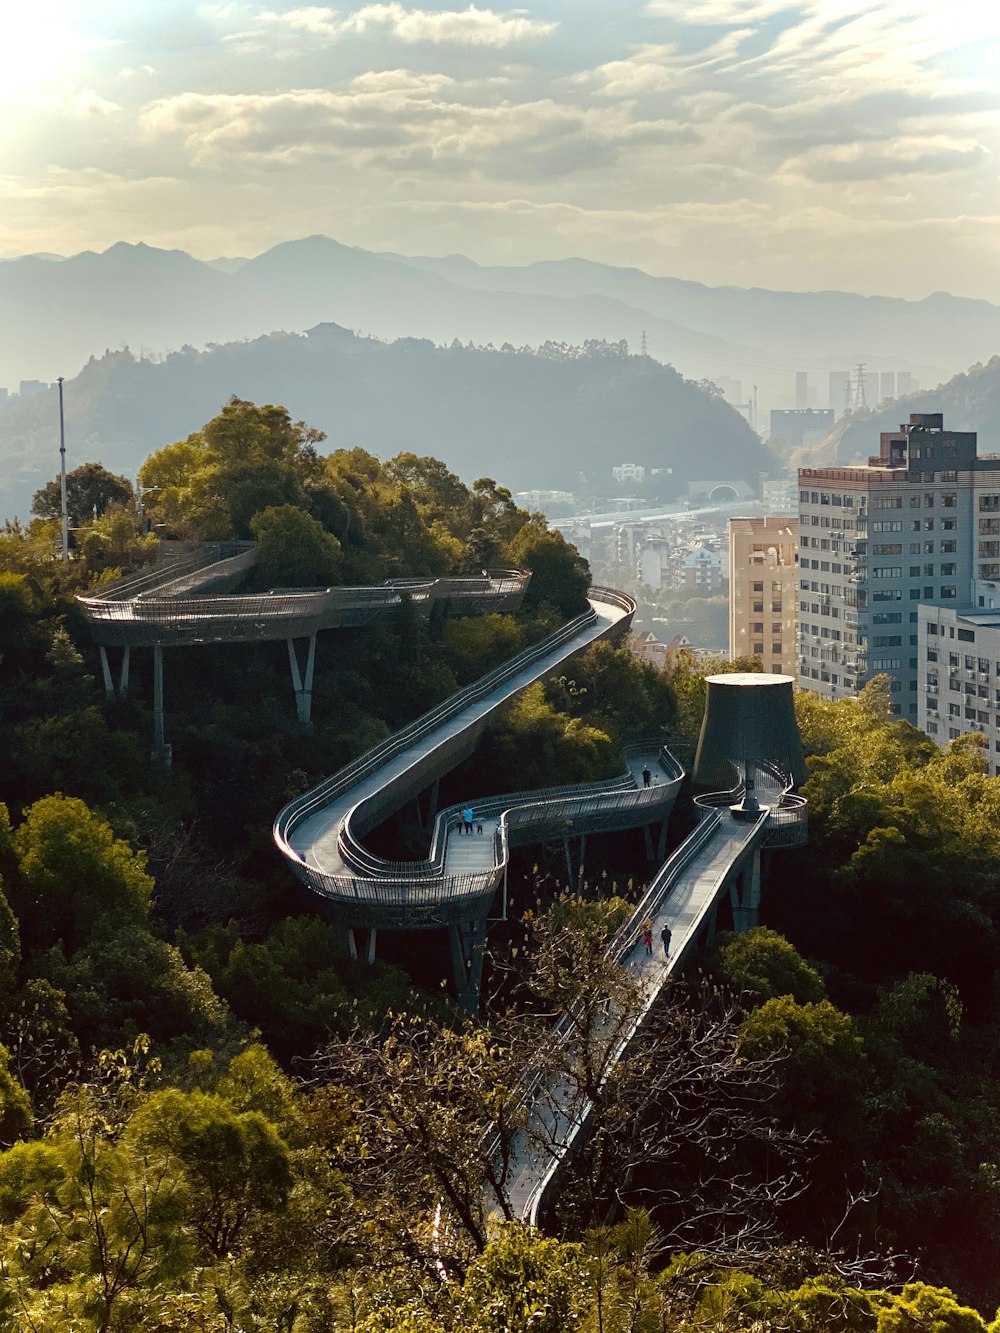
<box><xmin>463</xmin><ymin>806</ymin><xmax>474</xmax><ymax>834</ymax></box>
<box><xmin>661</xmin><ymin>923</ymin><xmax>672</xmax><ymax>959</ymax></box>
<box><xmin>642</xmin><ymin>927</ymin><xmax>653</xmax><ymax>955</ymax></box>
<box><xmin>642</xmin><ymin>765</ymin><xmax>652</xmax><ymax>788</ymax></box>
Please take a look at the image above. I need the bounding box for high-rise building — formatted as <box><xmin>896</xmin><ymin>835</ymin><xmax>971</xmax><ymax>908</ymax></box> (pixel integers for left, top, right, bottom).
<box><xmin>729</xmin><ymin>517</ymin><xmax>800</xmax><ymax>675</ymax></box>
<box><xmin>769</xmin><ymin>408</ymin><xmax>834</xmax><ymax>447</ymax></box>
<box><xmin>797</xmin><ymin>413</ymin><xmax>981</xmax><ymax>719</ymax></box>
<box><xmin>795</xmin><ymin>371</ymin><xmax>809</xmax><ymax>409</ymax></box>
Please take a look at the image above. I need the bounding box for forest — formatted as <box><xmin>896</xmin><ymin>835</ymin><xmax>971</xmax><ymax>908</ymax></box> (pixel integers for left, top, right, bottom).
<box><xmin>1</xmin><ymin>397</ymin><xmax>1000</xmax><ymax>1330</ymax></box>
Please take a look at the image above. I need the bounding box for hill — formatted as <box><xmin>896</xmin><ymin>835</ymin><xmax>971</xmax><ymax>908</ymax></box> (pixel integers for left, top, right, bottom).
<box><xmin>819</xmin><ymin>355</ymin><xmax>1000</xmax><ymax>465</ymax></box>
<box><xmin>0</xmin><ymin>333</ymin><xmax>769</xmax><ymax>522</ymax></box>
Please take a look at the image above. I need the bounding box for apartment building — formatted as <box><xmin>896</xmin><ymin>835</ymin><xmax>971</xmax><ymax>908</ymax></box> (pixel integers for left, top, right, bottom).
<box><xmin>916</xmin><ymin>606</ymin><xmax>1000</xmax><ymax>771</ymax></box>
<box><xmin>728</xmin><ymin>516</ymin><xmax>800</xmax><ymax>675</ymax></box>
<box><xmin>798</xmin><ymin>414</ymin><xmax>978</xmax><ymax>719</ymax></box>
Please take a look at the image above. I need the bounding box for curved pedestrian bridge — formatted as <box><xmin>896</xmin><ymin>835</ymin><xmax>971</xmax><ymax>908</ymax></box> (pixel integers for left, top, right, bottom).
<box><xmin>78</xmin><ymin>541</ymin><xmax>531</xmax><ymax>647</ymax></box>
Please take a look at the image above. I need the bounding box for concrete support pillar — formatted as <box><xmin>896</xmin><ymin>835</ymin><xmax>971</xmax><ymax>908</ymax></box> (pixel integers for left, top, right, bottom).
<box><xmin>705</xmin><ymin>902</ymin><xmax>718</xmax><ymax>948</ymax></box>
<box><xmin>643</xmin><ymin>823</ymin><xmax>655</xmax><ymax>862</ymax></box>
<box><xmin>99</xmin><ymin>646</ymin><xmax>114</xmax><ymax>698</ymax></box>
<box><xmin>99</xmin><ymin>646</ymin><xmax>131</xmax><ymax>700</ymax></box>
<box><xmin>449</xmin><ymin>918</ymin><xmax>487</xmax><ymax>1012</ymax></box>
<box><xmin>657</xmin><ymin>817</ymin><xmax>670</xmax><ymax>862</ymax></box>
<box><xmin>367</xmin><ymin>928</ymin><xmax>377</xmax><ymax>964</ymax></box>
<box><xmin>151</xmin><ymin>645</ymin><xmax>172</xmax><ymax>769</ymax></box>
<box><xmin>426</xmin><ymin>778</ymin><xmax>440</xmax><ymax>827</ymax></box>
<box><xmin>730</xmin><ymin>848</ymin><xmax>762</xmax><ymax>933</ymax></box>
<box><xmin>347</xmin><ymin>929</ymin><xmax>357</xmax><ymax>961</ymax></box>
<box><xmin>287</xmin><ymin>634</ymin><xmax>317</xmax><ymax>726</ymax></box>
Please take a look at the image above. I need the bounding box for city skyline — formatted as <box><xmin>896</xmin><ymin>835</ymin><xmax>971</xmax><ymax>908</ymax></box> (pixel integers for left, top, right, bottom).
<box><xmin>2</xmin><ymin>1</ymin><xmax>999</xmax><ymax>303</ymax></box>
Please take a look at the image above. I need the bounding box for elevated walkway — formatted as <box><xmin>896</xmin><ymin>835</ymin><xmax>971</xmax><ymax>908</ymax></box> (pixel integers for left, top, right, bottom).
<box><xmin>77</xmin><ymin>543</ymin><xmax>533</xmax><ymax>752</ymax></box>
<box><xmin>274</xmin><ymin>589</ymin><xmax>689</xmax><ymax>1004</ymax></box>
<box><xmin>494</xmin><ymin>765</ymin><xmax>807</xmax><ymax>1224</ymax></box>
<box><xmin>78</xmin><ymin>543</ymin><xmax>530</xmax><ymax>647</ymax></box>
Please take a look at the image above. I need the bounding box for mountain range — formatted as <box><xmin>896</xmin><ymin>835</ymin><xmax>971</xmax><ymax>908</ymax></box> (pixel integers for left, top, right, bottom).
<box><xmin>3</xmin><ymin>237</ymin><xmax>999</xmax><ymax>401</ymax></box>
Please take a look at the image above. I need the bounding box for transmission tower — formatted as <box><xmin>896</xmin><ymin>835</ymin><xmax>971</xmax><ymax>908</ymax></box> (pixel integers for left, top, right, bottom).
<box><xmin>641</xmin><ymin>329</ymin><xmax>648</xmax><ymax>358</ymax></box>
<box><xmin>851</xmin><ymin>362</ymin><xmax>867</xmax><ymax>411</ymax></box>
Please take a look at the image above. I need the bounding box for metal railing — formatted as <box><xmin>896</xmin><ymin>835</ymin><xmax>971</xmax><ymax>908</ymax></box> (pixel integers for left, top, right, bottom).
<box><xmin>274</xmin><ymin>589</ymin><xmax>639</xmax><ymax>924</ymax></box>
<box><xmin>78</xmin><ymin>547</ymin><xmax>532</xmax><ymax>646</ymax></box>
<box><xmin>337</xmin><ymin>742</ymin><xmax>683</xmax><ymax>884</ymax></box>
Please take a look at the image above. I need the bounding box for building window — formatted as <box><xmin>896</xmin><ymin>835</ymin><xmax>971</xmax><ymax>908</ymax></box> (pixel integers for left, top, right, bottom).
<box><xmin>980</xmin><ymin>495</ymin><xmax>1000</xmax><ymax>512</ymax></box>
<box><xmin>941</xmin><ymin>587</ymin><xmax>957</xmax><ymax>599</ymax></box>
<box><xmin>752</xmin><ymin>581</ymin><xmax>763</xmax><ymax>592</ymax></box>
<box><xmin>752</xmin><ymin>643</ymin><xmax>764</xmax><ymax>654</ymax></box>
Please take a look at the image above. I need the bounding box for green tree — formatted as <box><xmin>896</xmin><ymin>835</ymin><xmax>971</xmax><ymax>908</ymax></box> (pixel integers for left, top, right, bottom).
<box><xmin>249</xmin><ymin>504</ymin><xmax>344</xmax><ymax>588</ymax></box>
<box><xmin>458</xmin><ymin>1224</ymin><xmax>592</xmax><ymax>1333</ymax></box>
<box><xmin>0</xmin><ymin>1045</ymin><xmax>32</xmax><ymax>1147</ymax></box>
<box><xmin>7</xmin><ymin>795</ymin><xmax>153</xmax><ymax>955</ymax></box>
<box><xmin>879</xmin><ymin>1282</ymin><xmax>988</xmax><ymax>1333</ymax></box>
<box><xmin>716</xmin><ymin>928</ymin><xmax>826</xmax><ymax>1007</ymax></box>
<box><xmin>740</xmin><ymin>996</ymin><xmax>867</xmax><ymax>1141</ymax></box>
<box><xmin>505</xmin><ymin>518</ymin><xmax>590</xmax><ymax>617</ymax></box>
<box><xmin>544</xmin><ymin>640</ymin><xmax>676</xmax><ymax>743</ymax></box>
<box><xmin>444</xmin><ymin>614</ymin><xmax>526</xmax><ymax>684</ymax></box>
<box><xmin>0</xmin><ymin>1042</ymin><xmax>190</xmax><ymax>1332</ymax></box>
<box><xmin>31</xmin><ymin>463</ymin><xmax>133</xmax><ymax>527</ymax></box>
<box><xmin>127</xmin><ymin>1088</ymin><xmax>293</xmax><ymax>1259</ymax></box>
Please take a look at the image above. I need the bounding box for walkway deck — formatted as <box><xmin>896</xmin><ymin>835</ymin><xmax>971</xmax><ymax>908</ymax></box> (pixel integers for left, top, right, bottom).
<box><xmin>498</xmin><ymin>794</ymin><xmax>794</xmax><ymax>1221</ymax></box>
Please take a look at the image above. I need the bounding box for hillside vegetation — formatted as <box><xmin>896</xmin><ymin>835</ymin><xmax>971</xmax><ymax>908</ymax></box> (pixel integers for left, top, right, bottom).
<box><xmin>3</xmin><ymin>404</ymin><xmax>1000</xmax><ymax>1326</ymax></box>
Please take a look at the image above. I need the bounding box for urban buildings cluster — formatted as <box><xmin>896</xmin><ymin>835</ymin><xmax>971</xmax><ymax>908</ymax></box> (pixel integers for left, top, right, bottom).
<box><xmin>727</xmin><ymin>414</ymin><xmax>1000</xmax><ymax>775</ymax></box>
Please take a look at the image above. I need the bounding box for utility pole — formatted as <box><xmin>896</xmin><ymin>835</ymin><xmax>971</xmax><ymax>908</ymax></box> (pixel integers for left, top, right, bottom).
<box><xmin>57</xmin><ymin>376</ymin><xmax>68</xmax><ymax>562</ymax></box>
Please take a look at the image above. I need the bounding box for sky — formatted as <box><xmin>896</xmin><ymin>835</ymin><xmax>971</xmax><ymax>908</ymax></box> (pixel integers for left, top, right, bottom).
<box><xmin>3</xmin><ymin>0</ymin><xmax>999</xmax><ymax>300</ymax></box>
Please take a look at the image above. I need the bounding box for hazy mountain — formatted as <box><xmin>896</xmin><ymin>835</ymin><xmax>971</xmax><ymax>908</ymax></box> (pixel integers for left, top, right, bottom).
<box><xmin>392</xmin><ymin>251</ymin><xmax>998</xmax><ymax>381</ymax></box>
<box><xmin>0</xmin><ymin>332</ymin><xmax>769</xmax><ymax>523</ymax></box>
<box><xmin>822</xmin><ymin>355</ymin><xmax>1000</xmax><ymax>466</ymax></box>
<box><xmin>2</xmin><ymin>237</ymin><xmax>994</xmax><ymax>403</ymax></box>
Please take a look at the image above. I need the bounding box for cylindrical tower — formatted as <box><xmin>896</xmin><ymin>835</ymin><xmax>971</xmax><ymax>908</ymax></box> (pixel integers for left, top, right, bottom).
<box><xmin>693</xmin><ymin>673</ymin><xmax>807</xmax><ymax>791</ymax></box>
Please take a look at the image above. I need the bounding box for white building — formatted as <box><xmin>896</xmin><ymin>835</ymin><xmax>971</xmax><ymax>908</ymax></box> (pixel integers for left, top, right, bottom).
<box><xmin>613</xmin><ymin>463</ymin><xmax>646</xmax><ymax>485</ymax></box>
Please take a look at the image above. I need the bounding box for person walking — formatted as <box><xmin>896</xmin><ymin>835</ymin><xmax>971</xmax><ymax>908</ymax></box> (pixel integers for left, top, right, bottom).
<box><xmin>661</xmin><ymin>923</ymin><xmax>672</xmax><ymax>959</ymax></box>
<box><xmin>641</xmin><ymin>765</ymin><xmax>652</xmax><ymax>788</ymax></box>
<box><xmin>463</xmin><ymin>806</ymin><xmax>474</xmax><ymax>834</ymax></box>
<box><xmin>642</xmin><ymin>926</ymin><xmax>653</xmax><ymax>955</ymax></box>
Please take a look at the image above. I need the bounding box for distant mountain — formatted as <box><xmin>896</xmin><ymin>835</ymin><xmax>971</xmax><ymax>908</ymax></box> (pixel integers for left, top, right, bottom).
<box><xmin>0</xmin><ymin>333</ymin><xmax>769</xmax><ymax>522</ymax></box>
<box><xmin>2</xmin><ymin>237</ymin><xmax>995</xmax><ymax>404</ymax></box>
<box><xmin>392</xmin><ymin>251</ymin><xmax>998</xmax><ymax>381</ymax></box>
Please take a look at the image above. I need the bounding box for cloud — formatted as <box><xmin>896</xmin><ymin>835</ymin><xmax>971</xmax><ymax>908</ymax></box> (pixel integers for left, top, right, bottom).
<box><xmin>789</xmin><ymin>138</ymin><xmax>990</xmax><ymax>182</ymax></box>
<box><xmin>259</xmin><ymin>3</ymin><xmax>557</xmax><ymax>46</ymax></box>
<box><xmin>140</xmin><ymin>79</ymin><xmax>656</xmax><ymax>178</ymax></box>
<box><xmin>645</xmin><ymin>0</ymin><xmax>799</xmax><ymax>24</ymax></box>
<box><xmin>22</xmin><ymin>87</ymin><xmax>122</xmax><ymax>117</ymax></box>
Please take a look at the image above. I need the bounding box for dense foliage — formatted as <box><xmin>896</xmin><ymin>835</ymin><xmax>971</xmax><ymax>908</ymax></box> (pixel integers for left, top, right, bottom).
<box><xmin>5</xmin><ymin>401</ymin><xmax>1000</xmax><ymax>1326</ymax></box>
